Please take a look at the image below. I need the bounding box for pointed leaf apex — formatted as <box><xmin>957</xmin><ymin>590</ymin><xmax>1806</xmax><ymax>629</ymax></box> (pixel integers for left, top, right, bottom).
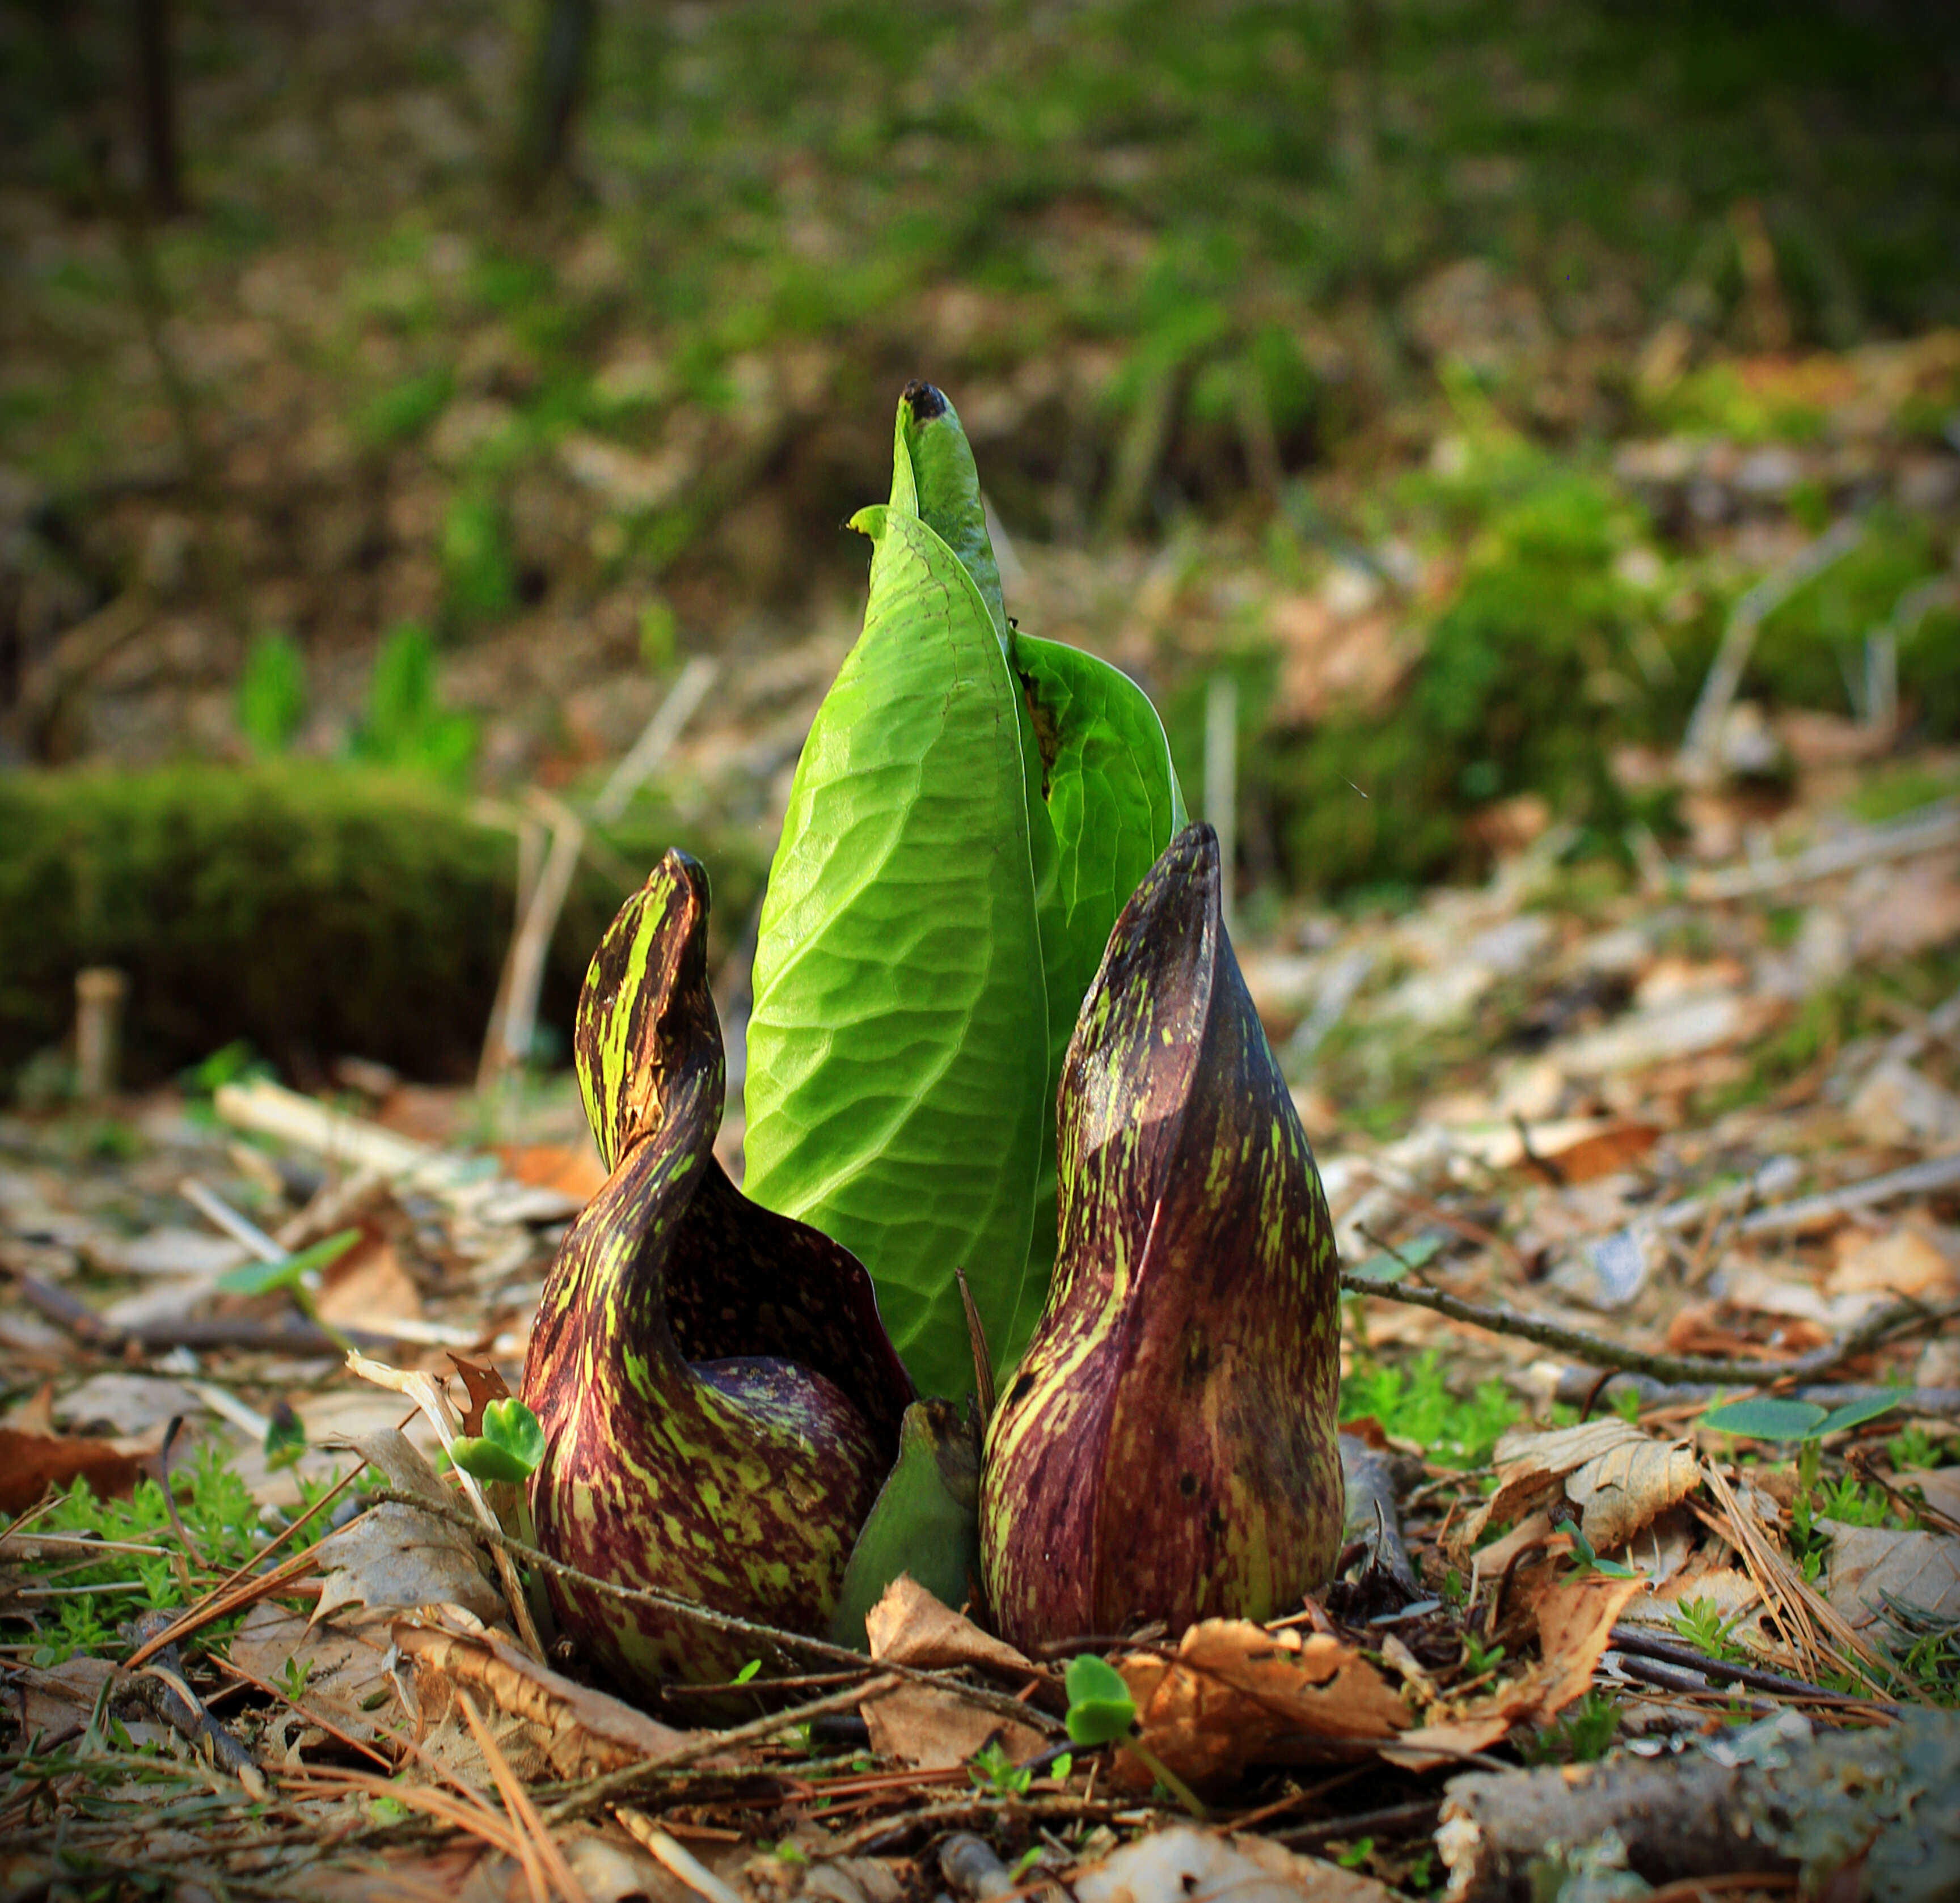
<box><xmin>575</xmin><ymin>848</ymin><xmax>717</xmax><ymax>1173</ymax></box>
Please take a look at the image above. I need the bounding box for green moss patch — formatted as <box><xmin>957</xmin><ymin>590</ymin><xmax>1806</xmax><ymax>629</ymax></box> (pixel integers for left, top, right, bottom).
<box><xmin>0</xmin><ymin>764</ymin><xmax>761</xmax><ymax>1088</ymax></box>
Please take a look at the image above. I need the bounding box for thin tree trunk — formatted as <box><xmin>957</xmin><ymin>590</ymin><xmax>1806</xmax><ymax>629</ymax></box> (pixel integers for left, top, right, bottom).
<box><xmin>134</xmin><ymin>0</ymin><xmax>184</xmax><ymax>217</ymax></box>
<box><xmin>512</xmin><ymin>0</ymin><xmax>599</xmax><ymax>206</ymax></box>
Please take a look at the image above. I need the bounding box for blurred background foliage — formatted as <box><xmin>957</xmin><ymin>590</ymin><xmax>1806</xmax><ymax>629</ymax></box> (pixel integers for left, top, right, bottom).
<box><xmin>1</xmin><ymin>0</ymin><xmax>1957</xmax><ymax>1084</ymax></box>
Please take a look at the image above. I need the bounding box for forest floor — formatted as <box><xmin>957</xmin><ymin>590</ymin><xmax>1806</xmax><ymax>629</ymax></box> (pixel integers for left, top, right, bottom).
<box><xmin>4</xmin><ymin>725</ymin><xmax>1959</xmax><ymax>1900</ymax></box>
<box><xmin>5</xmin><ymin>2</ymin><xmax>1960</xmax><ymax>1895</ymax></box>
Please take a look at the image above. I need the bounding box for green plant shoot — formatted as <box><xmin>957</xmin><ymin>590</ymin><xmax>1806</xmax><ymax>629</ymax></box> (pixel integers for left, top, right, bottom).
<box><xmin>449</xmin><ymin>1397</ymin><xmax>547</xmax><ymax>1485</ymax></box>
<box><xmin>744</xmin><ymin>383</ymin><xmax>1182</xmax><ymax>1400</ymax></box>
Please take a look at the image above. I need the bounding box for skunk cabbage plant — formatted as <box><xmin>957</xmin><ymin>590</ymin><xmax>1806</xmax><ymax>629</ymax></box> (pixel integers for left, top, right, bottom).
<box><xmin>979</xmin><ymin>823</ymin><xmax>1342</xmax><ymax>1651</ymax></box>
<box><xmin>521</xmin><ymin>851</ymin><xmax>915</xmax><ymax>1688</ymax></box>
<box><xmin>744</xmin><ymin>383</ymin><xmax>1185</xmax><ymax>1402</ymax></box>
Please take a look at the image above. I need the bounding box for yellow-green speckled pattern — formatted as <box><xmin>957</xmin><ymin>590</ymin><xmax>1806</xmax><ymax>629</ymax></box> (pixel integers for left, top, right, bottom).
<box><xmin>978</xmin><ymin>823</ymin><xmax>1342</xmax><ymax>1652</ymax></box>
<box><xmin>523</xmin><ymin>850</ymin><xmax>914</xmax><ymax>1690</ymax></box>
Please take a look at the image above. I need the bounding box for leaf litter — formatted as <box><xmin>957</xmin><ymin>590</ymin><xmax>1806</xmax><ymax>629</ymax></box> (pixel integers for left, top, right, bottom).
<box><xmin>9</xmin><ymin>662</ymin><xmax>1960</xmax><ymax>1898</ymax></box>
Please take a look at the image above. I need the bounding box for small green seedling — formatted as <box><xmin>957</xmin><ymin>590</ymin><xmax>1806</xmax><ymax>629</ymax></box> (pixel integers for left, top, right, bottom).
<box><xmin>449</xmin><ymin>1398</ymin><xmax>547</xmax><ymax>1485</ymax></box>
<box><xmin>1698</xmin><ymin>1394</ymin><xmax>1899</xmax><ymax>1443</ymax></box>
<box><xmin>1700</xmin><ymin>1392</ymin><xmax>1899</xmax><ymax>1509</ymax></box>
<box><xmin>733</xmin><ymin>1657</ymin><xmax>763</xmax><ymax>1685</ymax></box>
<box><xmin>1555</xmin><ymin>1518</ymin><xmax>1638</xmax><ymax>1579</ymax></box>
<box><xmin>1062</xmin><ymin>1653</ymin><xmax>1206</xmax><ymax>1819</ymax></box>
<box><xmin>278</xmin><ymin>1654</ymin><xmax>315</xmax><ymax>1704</ymax></box>
<box><xmin>1062</xmin><ymin>1653</ymin><xmax>1136</xmax><ymax>1745</ymax></box>
<box><xmin>1672</xmin><ymin>1596</ymin><xmax>1751</xmax><ymax>1667</ymax></box>
<box><xmin>216</xmin><ymin>1228</ymin><xmax>363</xmax><ymax>1297</ymax></box>
<box><xmin>969</xmin><ymin>1738</ymin><xmax>1033</xmax><ymax>1798</ymax></box>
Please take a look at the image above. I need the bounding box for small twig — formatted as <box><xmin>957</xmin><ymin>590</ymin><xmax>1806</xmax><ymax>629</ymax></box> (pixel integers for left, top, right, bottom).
<box><xmin>211</xmin><ymin>1653</ymin><xmax>395</xmax><ymax>1770</ymax></box>
<box><xmin>825</xmin><ymin>1791</ymin><xmax>1130</xmax><ymax>1858</ymax></box>
<box><xmin>364</xmin><ymin>1488</ymin><xmax>1060</xmax><ymax>1737</ymax></box>
<box><xmin>1353</xmin><ymin>1225</ymin><xmax>1427</xmax><ymax>1281</ymax></box>
<box><xmin>1611</xmin><ymin>1653</ymin><xmax>1776</xmax><ymax>1711</ymax></box>
<box><xmin>1382</xmin><ymin>1185</ymin><xmax>1528</xmax><ymax>1275</ymax></box>
<box><xmin>1510</xmin><ymin>1114</ymin><xmax>1566</xmax><ymax>1188</ymax></box>
<box><xmin>122</xmin><ymin>1442</ymin><xmax>386</xmax><ymax>1669</ymax></box>
<box><xmin>1272</xmin><ymin>1797</ymin><xmax>1441</xmax><ymax>1850</ymax></box>
<box><xmin>547</xmin><ymin>1676</ymin><xmax>905</xmax><ymax>1825</ymax></box>
<box><xmin>154</xmin><ymin>1416</ymin><xmax>208</xmax><ymax>1567</ymax></box>
<box><xmin>9</xmin><ymin>1270</ymin><xmax>407</xmax><ymax>1357</ymax></box>
<box><xmin>1733</xmin><ymin>1151</ymin><xmax>1960</xmax><ymax>1240</ymax></box>
<box><xmin>1337</xmin><ymin>1270</ymin><xmax>1959</xmax><ymax>1388</ymax></box>
<box><xmin>1605</xmin><ymin>1626</ymin><xmax>1894</xmax><ymax>1711</ymax></box>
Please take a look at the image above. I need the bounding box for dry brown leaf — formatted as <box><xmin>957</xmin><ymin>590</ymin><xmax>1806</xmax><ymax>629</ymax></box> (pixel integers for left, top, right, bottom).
<box><xmin>1465</xmin><ymin>1510</ymin><xmax>1555</xmax><ymax>1583</ymax></box>
<box><xmin>1120</xmin><ymin>1619</ymin><xmax>1409</xmax><ymax>1786</ymax></box>
<box><xmin>1898</xmin><ymin>1468</ymin><xmax>1960</xmax><ymax>1526</ymax></box>
<box><xmin>1387</xmin><ymin>1572</ymin><xmax>1644</xmax><ymax>1770</ymax></box>
<box><xmin>861</xmin><ymin>1683</ymin><xmax>1046</xmax><ymax>1771</ymax></box>
<box><xmin>10</xmin><ymin>1656</ymin><xmax>168</xmax><ymax>1752</ymax></box>
<box><xmin>1466</xmin><ymin>1420</ymin><xmax>1646</xmax><ymax>1543</ymax></box>
<box><xmin>1826</xmin><ymin>1225</ymin><xmax>1957</xmax><ymax>1300</ymax></box>
<box><xmin>1534</xmin><ymin>1122</ymin><xmax>1662</xmax><ymax>1183</ymax></box>
<box><xmin>496</xmin><ymin>1143</ymin><xmax>608</xmax><ymax>1205</ymax></box>
<box><xmin>316</xmin><ymin>1232</ymin><xmax>423</xmax><ymax>1328</ymax></box>
<box><xmin>1526</xmin><ymin>1571</ymin><xmax>1650</xmax><ymax>1719</ymax></box>
<box><xmin>1073</xmin><ymin>1824</ymin><xmax>1400</xmax><ymax>1903</ymax></box>
<box><xmin>395</xmin><ymin>1617</ymin><xmax>695</xmax><ymax>1778</ymax></box>
<box><xmin>1562</xmin><ymin>1436</ymin><xmax>1700</xmax><ymax>1552</ymax></box>
<box><xmin>446</xmin><ymin>1354</ymin><xmax>512</xmax><ymax>1439</ymax></box>
<box><xmin>311</xmin><ymin>1430</ymin><xmax>505</xmax><ymax>1627</ymax></box>
<box><xmin>0</xmin><ymin>1425</ymin><xmax>151</xmax><ymax>1515</ymax></box>
<box><xmin>864</xmin><ymin>1575</ymin><xmax>1033</xmax><ymax>1674</ymax></box>
<box><xmin>1820</xmin><ymin>1522</ymin><xmax>1960</xmax><ymax>1631</ymax></box>
<box><xmin>1380</xmin><ymin>1712</ymin><xmax>1518</xmax><ymax>1771</ymax></box>
<box><xmin>230</xmin><ymin>1601</ymin><xmax>398</xmax><ymax>1745</ymax></box>
<box><xmin>6</xmin><ymin>1382</ymin><xmax>56</xmax><ymax>1436</ymax></box>
<box><xmin>1663</xmin><ymin>1304</ymin><xmax>1830</xmax><ymax>1359</ymax></box>
<box><xmin>1466</xmin><ymin>1422</ymin><xmax>1697</xmax><ymax>1554</ymax></box>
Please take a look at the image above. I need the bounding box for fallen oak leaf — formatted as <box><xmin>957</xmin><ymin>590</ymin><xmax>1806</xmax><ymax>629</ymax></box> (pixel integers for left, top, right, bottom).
<box><xmin>395</xmin><ymin>1615</ymin><xmax>698</xmax><ymax>1779</ymax></box>
<box><xmin>447</xmin><ymin>1353</ymin><xmax>512</xmax><ymax>1439</ymax></box>
<box><xmin>858</xmin><ymin>1576</ymin><xmax>1047</xmax><ymax>1770</ymax></box>
<box><xmin>0</xmin><ymin>1425</ymin><xmax>152</xmax><ymax>1515</ymax></box>
<box><xmin>311</xmin><ymin>1429</ymin><xmax>506</xmax><ymax>1628</ymax></box>
<box><xmin>1460</xmin><ymin>1420</ymin><xmax>1697</xmax><ymax>1557</ymax></box>
<box><xmin>864</xmin><ymin>1575</ymin><xmax>1033</xmax><ymax>1676</ymax></box>
<box><xmin>1383</xmin><ymin>1572</ymin><xmax>1646</xmax><ymax>1771</ymax></box>
<box><xmin>1115</xmin><ymin>1617</ymin><xmax>1409</xmax><ymax>1787</ymax></box>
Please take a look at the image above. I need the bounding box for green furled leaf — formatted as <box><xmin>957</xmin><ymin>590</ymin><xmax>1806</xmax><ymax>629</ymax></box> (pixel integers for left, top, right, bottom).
<box><xmin>830</xmin><ymin>1399</ymin><xmax>982</xmax><ymax>1651</ymax></box>
<box><xmin>1700</xmin><ymin>1397</ymin><xmax>1830</xmax><ymax>1441</ymax></box>
<box><xmin>888</xmin><ymin>382</ymin><xmax>1006</xmax><ymax>642</ymax></box>
<box><xmin>216</xmin><ymin>1228</ymin><xmax>362</xmax><ymax>1296</ymax></box>
<box><xmin>450</xmin><ymin>1397</ymin><xmax>547</xmax><ymax>1485</ymax></box>
<box><xmin>1814</xmin><ymin>1394</ymin><xmax>1900</xmax><ymax>1437</ymax></box>
<box><xmin>1007</xmin><ymin>635</ymin><xmax>1186</xmax><ymax>1351</ymax></box>
<box><xmin>1063</xmin><ymin>1654</ymin><xmax>1137</xmax><ymax>1745</ymax></box>
<box><xmin>744</xmin><ymin>504</ymin><xmax>1049</xmax><ymax>1403</ymax></box>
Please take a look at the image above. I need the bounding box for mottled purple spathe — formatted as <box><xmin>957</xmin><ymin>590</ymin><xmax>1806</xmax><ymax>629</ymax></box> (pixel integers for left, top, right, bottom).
<box><xmin>979</xmin><ymin>823</ymin><xmax>1342</xmax><ymax>1651</ymax></box>
<box><xmin>522</xmin><ymin>850</ymin><xmax>914</xmax><ymax>1691</ymax></box>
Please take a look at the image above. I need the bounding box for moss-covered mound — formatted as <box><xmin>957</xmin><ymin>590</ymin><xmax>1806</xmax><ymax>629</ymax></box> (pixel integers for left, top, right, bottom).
<box><xmin>0</xmin><ymin>765</ymin><xmax>761</xmax><ymax>1089</ymax></box>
